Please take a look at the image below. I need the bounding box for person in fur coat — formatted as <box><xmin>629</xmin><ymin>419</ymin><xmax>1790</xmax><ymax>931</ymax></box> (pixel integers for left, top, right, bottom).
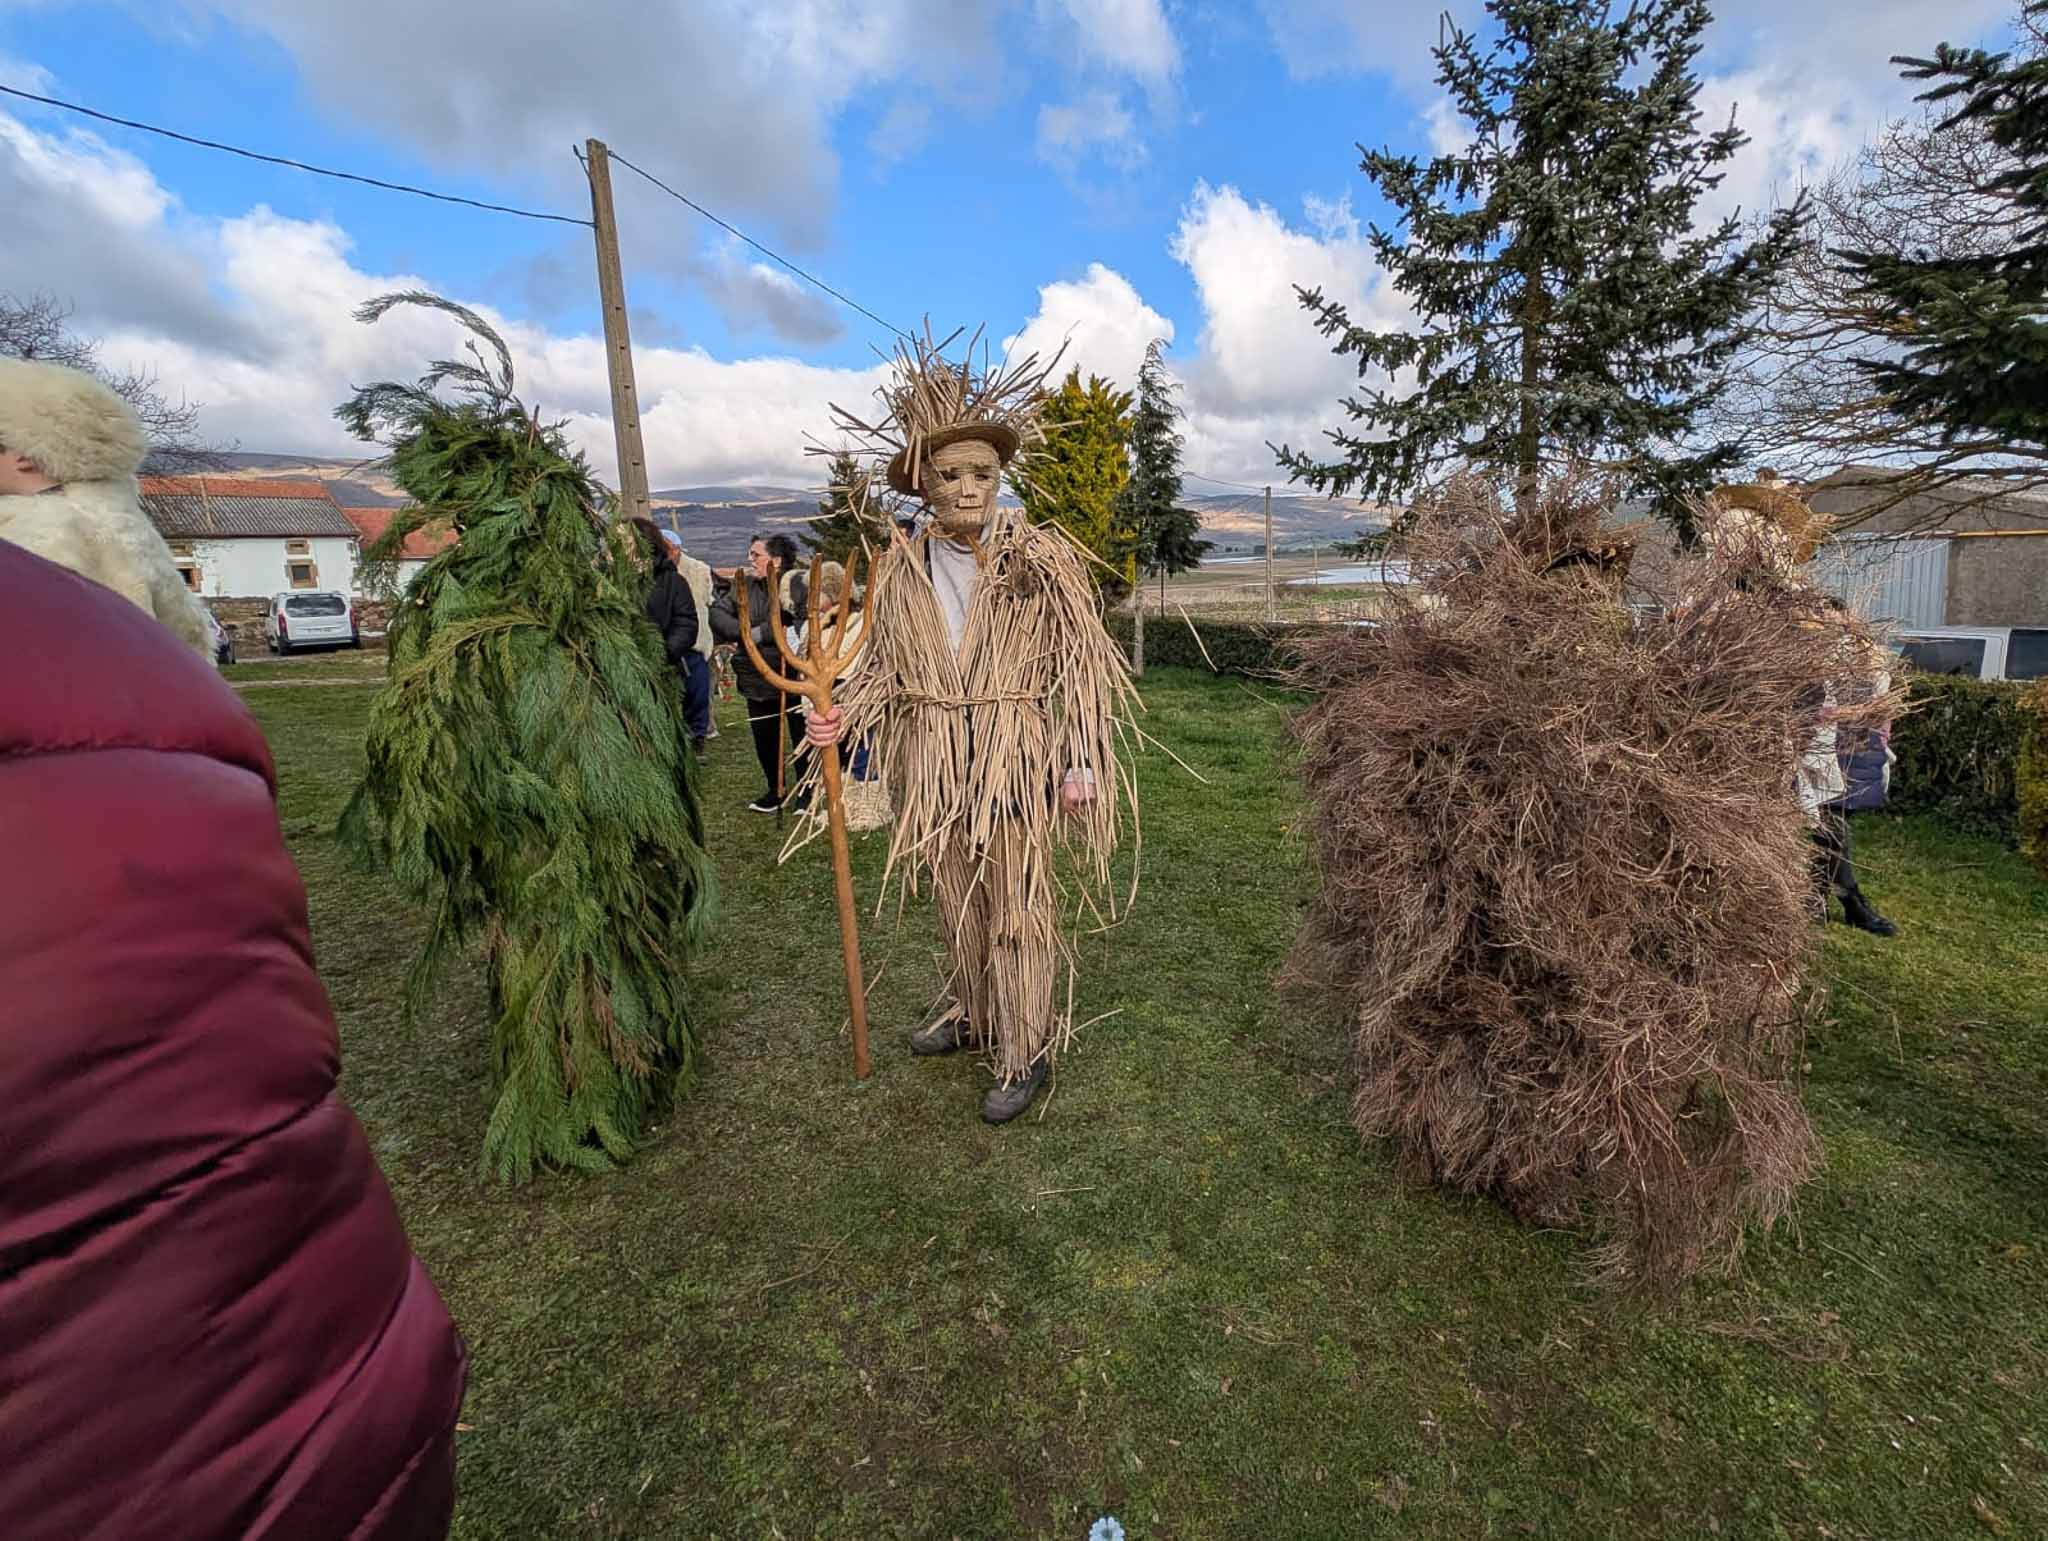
<box><xmin>0</xmin><ymin>358</ymin><xmax>211</xmax><ymax>657</ymax></box>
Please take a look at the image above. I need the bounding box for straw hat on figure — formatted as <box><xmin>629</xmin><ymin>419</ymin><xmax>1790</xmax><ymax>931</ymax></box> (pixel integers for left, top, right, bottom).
<box><xmin>801</xmin><ymin>329</ymin><xmax>1140</xmax><ymax>1123</ymax></box>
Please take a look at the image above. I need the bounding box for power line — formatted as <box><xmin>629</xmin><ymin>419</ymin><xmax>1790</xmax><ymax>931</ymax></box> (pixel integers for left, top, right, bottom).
<box><xmin>1184</xmin><ymin>469</ymin><xmax>1273</xmax><ymax>492</ymax></box>
<box><xmin>0</xmin><ymin>83</ymin><xmax>593</xmax><ymax>228</ymax></box>
<box><xmin>606</xmin><ymin>148</ymin><xmax>912</xmax><ymax>343</ymax></box>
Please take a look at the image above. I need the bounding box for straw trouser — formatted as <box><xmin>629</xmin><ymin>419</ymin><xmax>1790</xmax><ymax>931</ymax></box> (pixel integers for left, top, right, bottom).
<box><xmin>932</xmin><ymin>821</ymin><xmax>1057</xmax><ymax>1086</ymax></box>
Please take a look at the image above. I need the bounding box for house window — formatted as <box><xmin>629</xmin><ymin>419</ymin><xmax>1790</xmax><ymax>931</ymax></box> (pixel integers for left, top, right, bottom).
<box><xmin>288</xmin><ymin>560</ymin><xmax>318</xmax><ymax>590</ymax></box>
<box><xmin>177</xmin><ymin>562</ymin><xmax>203</xmax><ymax>592</ymax></box>
<box><xmin>285</xmin><ymin>538</ymin><xmax>311</xmax><ymax>557</ymax></box>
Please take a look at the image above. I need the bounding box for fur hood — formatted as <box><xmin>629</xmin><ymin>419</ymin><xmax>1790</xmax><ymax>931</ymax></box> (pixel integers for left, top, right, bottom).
<box><xmin>0</xmin><ymin>359</ymin><xmax>149</xmax><ymax>485</ymax></box>
<box><xmin>0</xmin><ymin>479</ymin><xmax>212</xmax><ymax>658</ymax></box>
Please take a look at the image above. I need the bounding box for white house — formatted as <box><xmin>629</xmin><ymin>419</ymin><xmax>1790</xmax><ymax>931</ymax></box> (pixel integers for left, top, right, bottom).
<box><xmin>340</xmin><ymin>505</ymin><xmax>456</xmax><ymax>598</ymax></box>
<box><xmin>139</xmin><ymin>477</ymin><xmax>361</xmax><ymax>598</ymax></box>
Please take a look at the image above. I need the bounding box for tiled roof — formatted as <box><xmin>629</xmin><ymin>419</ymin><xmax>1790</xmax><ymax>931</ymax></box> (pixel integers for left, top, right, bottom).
<box><xmin>340</xmin><ymin>506</ymin><xmax>457</xmax><ymax>561</ymax></box>
<box><xmin>139</xmin><ymin>476</ymin><xmax>363</xmax><ymax>539</ymax></box>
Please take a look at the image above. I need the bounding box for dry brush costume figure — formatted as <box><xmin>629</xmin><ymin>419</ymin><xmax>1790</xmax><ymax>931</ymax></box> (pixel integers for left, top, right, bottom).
<box><xmin>802</xmin><ymin>331</ymin><xmax>1140</xmax><ymax>1124</ymax></box>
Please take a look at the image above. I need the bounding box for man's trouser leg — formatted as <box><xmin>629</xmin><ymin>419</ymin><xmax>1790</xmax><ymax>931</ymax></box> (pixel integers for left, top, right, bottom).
<box><xmin>683</xmin><ymin>652</ymin><xmax>712</xmax><ymax>741</ymax></box>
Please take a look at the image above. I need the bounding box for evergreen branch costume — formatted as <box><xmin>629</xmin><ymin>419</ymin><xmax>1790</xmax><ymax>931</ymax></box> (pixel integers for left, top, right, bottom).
<box><xmin>792</xmin><ymin>328</ymin><xmax>1142</xmax><ymax>1100</ymax></box>
<box><xmin>334</xmin><ymin>291</ymin><xmax>715</xmax><ymax>1181</ymax></box>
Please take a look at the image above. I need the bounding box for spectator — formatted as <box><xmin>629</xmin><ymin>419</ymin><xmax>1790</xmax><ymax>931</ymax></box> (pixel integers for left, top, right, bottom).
<box><xmin>660</xmin><ymin>529</ymin><xmax>718</xmax><ymax>747</ymax></box>
<box><xmin>1818</xmin><ymin>597</ymin><xmax>1900</xmax><ymax>937</ymax></box>
<box><xmin>0</xmin><ymin>538</ymin><xmax>468</xmax><ymax>1540</ymax></box>
<box><xmin>0</xmin><ymin>358</ymin><xmax>211</xmax><ymax>658</ymax></box>
<box><xmin>709</xmin><ymin>532</ymin><xmax>807</xmax><ymax>812</ymax></box>
<box><xmin>628</xmin><ymin>518</ymin><xmax>703</xmax><ymax>751</ymax></box>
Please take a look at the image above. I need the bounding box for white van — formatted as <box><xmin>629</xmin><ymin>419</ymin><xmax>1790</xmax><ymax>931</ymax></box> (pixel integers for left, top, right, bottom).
<box><xmin>264</xmin><ymin>591</ymin><xmax>360</xmax><ymax>654</ymax></box>
<box><xmin>1892</xmin><ymin>626</ymin><xmax>2048</xmax><ymax>682</ymax></box>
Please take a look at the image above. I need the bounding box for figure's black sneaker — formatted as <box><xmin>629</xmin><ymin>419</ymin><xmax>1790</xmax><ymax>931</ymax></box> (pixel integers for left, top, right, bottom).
<box><xmin>747</xmin><ymin>794</ymin><xmax>781</xmax><ymax>814</ymax></box>
<box><xmin>981</xmin><ymin>1060</ymin><xmax>1048</xmax><ymax>1125</ymax></box>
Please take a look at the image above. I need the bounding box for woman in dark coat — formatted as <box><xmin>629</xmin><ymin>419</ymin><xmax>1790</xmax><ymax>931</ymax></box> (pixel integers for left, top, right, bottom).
<box><xmin>0</xmin><ymin>539</ymin><xmax>468</xmax><ymax>1541</ymax></box>
<box><xmin>709</xmin><ymin>531</ymin><xmax>807</xmax><ymax>812</ymax></box>
<box><xmin>630</xmin><ymin>517</ymin><xmax>700</xmax><ymax>729</ymax></box>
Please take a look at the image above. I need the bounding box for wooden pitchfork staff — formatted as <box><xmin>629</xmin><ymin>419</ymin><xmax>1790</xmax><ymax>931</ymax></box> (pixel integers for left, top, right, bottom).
<box><xmin>733</xmin><ymin>553</ymin><xmax>879</xmax><ymax>1080</ymax></box>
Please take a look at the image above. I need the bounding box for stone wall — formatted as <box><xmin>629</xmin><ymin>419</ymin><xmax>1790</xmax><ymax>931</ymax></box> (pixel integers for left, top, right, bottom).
<box><xmin>203</xmin><ymin>595</ymin><xmax>395</xmax><ymax>646</ymax></box>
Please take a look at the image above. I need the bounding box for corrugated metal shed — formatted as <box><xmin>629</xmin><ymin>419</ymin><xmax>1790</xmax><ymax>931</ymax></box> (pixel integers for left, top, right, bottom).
<box><xmin>139</xmin><ymin>477</ymin><xmax>363</xmax><ymax>539</ymax></box>
<box><xmin>1807</xmin><ymin>535</ymin><xmax>1950</xmax><ymax>628</ymax></box>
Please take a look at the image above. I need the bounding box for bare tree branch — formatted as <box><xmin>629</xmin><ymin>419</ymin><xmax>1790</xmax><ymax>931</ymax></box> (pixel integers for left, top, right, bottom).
<box><xmin>0</xmin><ymin>292</ymin><xmax>234</xmax><ymax>473</ymax></box>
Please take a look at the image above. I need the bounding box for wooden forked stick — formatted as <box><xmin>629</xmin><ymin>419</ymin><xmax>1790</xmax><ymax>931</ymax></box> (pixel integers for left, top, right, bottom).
<box><xmin>734</xmin><ymin>553</ymin><xmax>880</xmax><ymax>1080</ymax></box>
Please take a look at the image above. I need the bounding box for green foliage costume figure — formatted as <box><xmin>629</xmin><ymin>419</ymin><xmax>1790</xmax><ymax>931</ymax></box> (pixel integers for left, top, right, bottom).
<box><xmin>336</xmin><ymin>292</ymin><xmax>716</xmax><ymax>1181</ymax></box>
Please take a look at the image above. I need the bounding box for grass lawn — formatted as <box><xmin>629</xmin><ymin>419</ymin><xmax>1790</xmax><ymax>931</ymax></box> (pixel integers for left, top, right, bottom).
<box><xmin>242</xmin><ymin>669</ymin><xmax>2047</xmax><ymax>1540</ymax></box>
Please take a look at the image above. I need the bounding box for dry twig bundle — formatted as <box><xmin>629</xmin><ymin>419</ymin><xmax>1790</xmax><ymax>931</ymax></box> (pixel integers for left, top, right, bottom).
<box><xmin>1289</xmin><ymin>472</ymin><xmax>1895</xmax><ymax>1292</ymax></box>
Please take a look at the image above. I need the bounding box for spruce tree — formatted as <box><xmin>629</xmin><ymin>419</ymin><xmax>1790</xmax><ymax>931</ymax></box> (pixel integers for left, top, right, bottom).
<box><xmin>334</xmin><ymin>292</ymin><xmax>716</xmax><ymax>1182</ymax></box>
<box><xmin>1839</xmin><ymin>4</ymin><xmax>2048</xmax><ymax>453</ymax></box>
<box><xmin>802</xmin><ymin>448</ymin><xmax>889</xmax><ymax>561</ymax></box>
<box><xmin>1114</xmin><ymin>340</ymin><xmax>1211</xmax><ymax>670</ymax></box>
<box><xmin>1277</xmin><ymin>0</ymin><xmax>1805</xmax><ymax>532</ymax></box>
<box><xmin>1017</xmin><ymin>367</ymin><xmax>1135</xmax><ymax>594</ymax></box>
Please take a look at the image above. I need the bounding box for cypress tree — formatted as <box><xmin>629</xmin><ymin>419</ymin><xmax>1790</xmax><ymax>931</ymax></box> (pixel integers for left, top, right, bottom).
<box><xmin>1114</xmin><ymin>339</ymin><xmax>1211</xmax><ymax>668</ymax></box>
<box><xmin>1839</xmin><ymin>4</ymin><xmax>2048</xmax><ymax>453</ymax></box>
<box><xmin>1018</xmin><ymin>367</ymin><xmax>1135</xmax><ymax>593</ymax></box>
<box><xmin>1277</xmin><ymin>0</ymin><xmax>1805</xmax><ymax>532</ymax></box>
<box><xmin>335</xmin><ymin>291</ymin><xmax>716</xmax><ymax>1182</ymax></box>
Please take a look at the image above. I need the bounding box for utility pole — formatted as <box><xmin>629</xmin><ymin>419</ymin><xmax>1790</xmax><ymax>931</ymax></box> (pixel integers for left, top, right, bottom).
<box><xmin>583</xmin><ymin>139</ymin><xmax>651</xmax><ymax>523</ymax></box>
<box><xmin>1264</xmin><ymin>485</ymin><xmax>1275</xmax><ymax>623</ymax></box>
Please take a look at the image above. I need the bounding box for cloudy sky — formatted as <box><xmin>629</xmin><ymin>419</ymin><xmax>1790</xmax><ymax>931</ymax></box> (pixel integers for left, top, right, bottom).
<box><xmin>0</xmin><ymin>0</ymin><xmax>2018</xmax><ymax>491</ymax></box>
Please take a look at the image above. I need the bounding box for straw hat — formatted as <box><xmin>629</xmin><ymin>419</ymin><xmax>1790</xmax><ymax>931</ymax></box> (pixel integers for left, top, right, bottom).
<box><xmin>819</xmin><ymin>322</ymin><xmax>1060</xmax><ymax>504</ymax></box>
<box><xmin>884</xmin><ymin>423</ymin><xmax>1022</xmax><ymax>494</ymax></box>
<box><xmin>1714</xmin><ymin>481</ymin><xmax>1831</xmax><ymax>566</ymax></box>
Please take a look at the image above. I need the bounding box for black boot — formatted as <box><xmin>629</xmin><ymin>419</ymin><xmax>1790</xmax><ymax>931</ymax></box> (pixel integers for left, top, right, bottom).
<box><xmin>1841</xmin><ymin>888</ymin><xmax>1898</xmax><ymax>938</ymax></box>
<box><xmin>980</xmin><ymin>1059</ymin><xmax>1048</xmax><ymax>1125</ymax></box>
<box><xmin>909</xmin><ymin>1009</ymin><xmax>975</xmax><ymax>1056</ymax></box>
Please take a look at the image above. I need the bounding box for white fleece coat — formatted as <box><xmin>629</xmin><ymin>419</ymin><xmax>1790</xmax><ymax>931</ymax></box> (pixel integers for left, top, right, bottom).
<box><xmin>0</xmin><ymin>481</ymin><xmax>212</xmax><ymax>658</ymax></box>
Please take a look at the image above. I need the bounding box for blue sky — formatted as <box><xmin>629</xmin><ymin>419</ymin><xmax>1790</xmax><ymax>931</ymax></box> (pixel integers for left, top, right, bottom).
<box><xmin>0</xmin><ymin>0</ymin><xmax>2019</xmax><ymax>486</ymax></box>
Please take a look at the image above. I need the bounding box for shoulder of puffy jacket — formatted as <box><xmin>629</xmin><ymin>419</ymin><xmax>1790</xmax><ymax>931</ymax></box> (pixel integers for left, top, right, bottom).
<box><xmin>0</xmin><ymin>538</ymin><xmax>274</xmax><ymax>792</ymax></box>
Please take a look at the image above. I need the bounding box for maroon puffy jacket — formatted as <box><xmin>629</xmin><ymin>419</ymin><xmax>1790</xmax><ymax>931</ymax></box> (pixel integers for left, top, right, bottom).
<box><xmin>0</xmin><ymin>540</ymin><xmax>467</xmax><ymax>1540</ymax></box>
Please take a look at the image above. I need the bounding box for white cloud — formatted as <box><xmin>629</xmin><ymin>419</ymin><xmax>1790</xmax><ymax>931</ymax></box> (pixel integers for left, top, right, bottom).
<box><xmin>1002</xmin><ymin>261</ymin><xmax>1173</xmax><ymax>388</ymax></box>
<box><xmin>1037</xmin><ymin>91</ymin><xmax>1147</xmax><ymax>173</ymax></box>
<box><xmin>868</xmin><ymin>98</ymin><xmax>935</xmax><ymax>165</ymax></box>
<box><xmin>154</xmin><ymin>0</ymin><xmax>1011</xmax><ymax>247</ymax></box>
<box><xmin>686</xmin><ymin>240</ymin><xmax>846</xmax><ymax>346</ymax></box>
<box><xmin>1051</xmin><ymin>0</ymin><xmax>1180</xmax><ymax>86</ymax></box>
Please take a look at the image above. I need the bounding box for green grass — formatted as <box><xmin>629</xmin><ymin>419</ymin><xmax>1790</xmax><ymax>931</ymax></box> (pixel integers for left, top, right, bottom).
<box><xmin>241</xmin><ymin>669</ymin><xmax>2048</xmax><ymax>1540</ymax></box>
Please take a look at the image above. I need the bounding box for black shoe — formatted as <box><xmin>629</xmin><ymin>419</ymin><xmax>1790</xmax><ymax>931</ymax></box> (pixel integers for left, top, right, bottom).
<box><xmin>909</xmin><ymin>1010</ymin><xmax>974</xmax><ymax>1056</ymax></box>
<box><xmin>981</xmin><ymin>1060</ymin><xmax>1048</xmax><ymax>1125</ymax></box>
<box><xmin>747</xmin><ymin>794</ymin><xmax>781</xmax><ymax>814</ymax></box>
<box><xmin>1842</xmin><ymin>890</ymin><xmax>1899</xmax><ymax>937</ymax></box>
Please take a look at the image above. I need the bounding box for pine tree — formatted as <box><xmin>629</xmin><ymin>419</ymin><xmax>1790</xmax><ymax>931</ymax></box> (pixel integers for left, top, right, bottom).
<box><xmin>1277</xmin><ymin>0</ymin><xmax>1804</xmax><ymax>533</ymax></box>
<box><xmin>1018</xmin><ymin>367</ymin><xmax>1135</xmax><ymax>594</ymax></box>
<box><xmin>1113</xmin><ymin>340</ymin><xmax>1211</xmax><ymax>670</ymax></box>
<box><xmin>802</xmin><ymin>448</ymin><xmax>889</xmax><ymax>561</ymax></box>
<box><xmin>333</xmin><ymin>291</ymin><xmax>716</xmax><ymax>1182</ymax></box>
<box><xmin>1839</xmin><ymin>4</ymin><xmax>2048</xmax><ymax>454</ymax></box>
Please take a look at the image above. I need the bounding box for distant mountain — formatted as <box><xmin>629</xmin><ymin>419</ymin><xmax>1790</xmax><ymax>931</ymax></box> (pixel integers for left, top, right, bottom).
<box><xmin>206</xmin><ymin>464</ymin><xmax>1394</xmax><ymax>564</ymax></box>
<box><xmin>651</xmin><ymin>484</ymin><xmax>815</xmax><ymax>504</ymax></box>
<box><xmin>209</xmin><ymin>452</ymin><xmax>407</xmax><ymax>507</ymax></box>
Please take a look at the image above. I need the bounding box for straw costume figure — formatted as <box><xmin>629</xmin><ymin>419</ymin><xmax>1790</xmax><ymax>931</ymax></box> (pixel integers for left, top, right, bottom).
<box><xmin>801</xmin><ymin>330</ymin><xmax>1140</xmax><ymax>1124</ymax></box>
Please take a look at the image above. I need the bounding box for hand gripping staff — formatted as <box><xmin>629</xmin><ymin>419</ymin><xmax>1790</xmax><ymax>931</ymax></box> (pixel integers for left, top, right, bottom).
<box><xmin>733</xmin><ymin>553</ymin><xmax>879</xmax><ymax>1080</ymax></box>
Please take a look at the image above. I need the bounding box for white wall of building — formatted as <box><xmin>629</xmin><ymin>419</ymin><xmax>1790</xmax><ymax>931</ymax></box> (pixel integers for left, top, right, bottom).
<box><xmin>182</xmin><ymin>537</ymin><xmax>360</xmax><ymax>598</ymax></box>
<box><xmin>353</xmin><ymin>556</ymin><xmax>430</xmax><ymax>599</ymax></box>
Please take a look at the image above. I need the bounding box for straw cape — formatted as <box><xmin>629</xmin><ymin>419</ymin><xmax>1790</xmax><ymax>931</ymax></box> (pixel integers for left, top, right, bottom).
<box><xmin>787</xmin><ymin>328</ymin><xmax>1143</xmax><ymax>1097</ymax></box>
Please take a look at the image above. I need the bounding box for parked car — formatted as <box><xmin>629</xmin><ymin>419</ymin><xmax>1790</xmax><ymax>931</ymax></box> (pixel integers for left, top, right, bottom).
<box><xmin>203</xmin><ymin>608</ymin><xmax>234</xmax><ymax>668</ymax></box>
<box><xmin>1891</xmin><ymin>626</ymin><xmax>2048</xmax><ymax>682</ymax></box>
<box><xmin>264</xmin><ymin>591</ymin><xmax>360</xmax><ymax>655</ymax></box>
